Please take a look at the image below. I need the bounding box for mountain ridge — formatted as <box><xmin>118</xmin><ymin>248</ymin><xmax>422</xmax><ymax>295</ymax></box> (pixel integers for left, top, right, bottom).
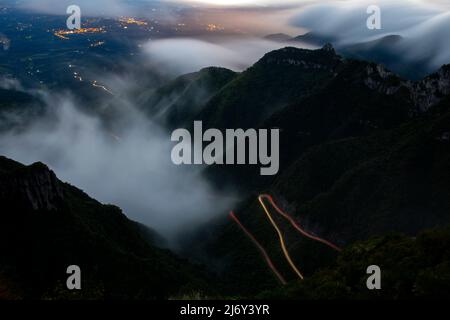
<box><xmin>174</xmin><ymin>45</ymin><xmax>450</xmax><ymax>296</ymax></box>
<box><xmin>0</xmin><ymin>156</ymin><xmax>211</xmax><ymax>299</ymax></box>
<box><xmin>2</xmin><ymin>44</ymin><xmax>450</xmax><ymax>299</ymax></box>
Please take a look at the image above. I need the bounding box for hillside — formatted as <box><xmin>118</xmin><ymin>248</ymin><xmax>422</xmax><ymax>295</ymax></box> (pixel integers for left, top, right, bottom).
<box><xmin>137</xmin><ymin>67</ymin><xmax>237</xmax><ymax>128</ymax></box>
<box><xmin>2</xmin><ymin>44</ymin><xmax>450</xmax><ymax>300</ymax></box>
<box><xmin>259</xmin><ymin>226</ymin><xmax>450</xmax><ymax>299</ymax></box>
<box><xmin>291</xmin><ymin>33</ymin><xmax>431</xmax><ymax>79</ymax></box>
<box><xmin>195</xmin><ymin>98</ymin><xmax>450</xmax><ymax>296</ymax></box>
<box><xmin>196</xmin><ymin>46</ymin><xmax>414</xmax><ymax>190</ymax></box>
<box><xmin>176</xmin><ymin>46</ymin><xmax>450</xmax><ymax>297</ymax></box>
<box><xmin>194</xmin><ymin>45</ymin><xmax>343</xmax><ymax>130</ymax></box>
<box><xmin>0</xmin><ymin>156</ymin><xmax>210</xmax><ymax>299</ymax></box>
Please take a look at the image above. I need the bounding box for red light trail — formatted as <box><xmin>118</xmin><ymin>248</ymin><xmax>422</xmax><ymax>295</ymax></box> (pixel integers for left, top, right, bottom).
<box><xmin>229</xmin><ymin>211</ymin><xmax>287</xmax><ymax>285</ymax></box>
<box><xmin>259</xmin><ymin>194</ymin><xmax>342</xmax><ymax>252</ymax></box>
<box><xmin>257</xmin><ymin>195</ymin><xmax>304</xmax><ymax>280</ymax></box>
<box><xmin>230</xmin><ymin>194</ymin><xmax>342</xmax><ymax>283</ymax></box>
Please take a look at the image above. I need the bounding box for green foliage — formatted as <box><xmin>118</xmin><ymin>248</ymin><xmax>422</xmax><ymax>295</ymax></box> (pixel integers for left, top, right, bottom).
<box><xmin>258</xmin><ymin>226</ymin><xmax>450</xmax><ymax>299</ymax></box>
<box><xmin>196</xmin><ymin>46</ymin><xmax>342</xmax><ymax>130</ymax></box>
<box><xmin>0</xmin><ymin>156</ymin><xmax>212</xmax><ymax>300</ymax></box>
<box><xmin>196</xmin><ymin>47</ymin><xmax>450</xmax><ymax>299</ymax></box>
<box><xmin>137</xmin><ymin>67</ymin><xmax>237</xmax><ymax>128</ymax></box>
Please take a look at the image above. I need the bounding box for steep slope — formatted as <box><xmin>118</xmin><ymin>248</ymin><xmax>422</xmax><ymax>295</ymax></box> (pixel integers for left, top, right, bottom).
<box><xmin>338</xmin><ymin>35</ymin><xmax>427</xmax><ymax>79</ymax></box>
<box><xmin>292</xmin><ymin>33</ymin><xmax>435</xmax><ymax>79</ymax></box>
<box><xmin>195</xmin><ymin>47</ymin><xmax>450</xmax><ymax>193</ymax></box>
<box><xmin>259</xmin><ymin>226</ymin><xmax>450</xmax><ymax>299</ymax></box>
<box><xmin>272</xmin><ymin>97</ymin><xmax>450</xmax><ymax>242</ymax></box>
<box><xmin>265</xmin><ymin>58</ymin><xmax>412</xmax><ymax>165</ymax></box>
<box><xmin>182</xmin><ymin>47</ymin><xmax>450</xmax><ymax>297</ymax></box>
<box><xmin>292</xmin><ymin>32</ymin><xmax>337</xmax><ymax>47</ymax></box>
<box><xmin>410</xmin><ymin>64</ymin><xmax>450</xmax><ymax>112</ymax></box>
<box><xmin>137</xmin><ymin>67</ymin><xmax>236</xmax><ymax>128</ymax></box>
<box><xmin>201</xmin><ymin>46</ymin><xmax>415</xmax><ymax>191</ymax></box>
<box><xmin>198</xmin><ymin>97</ymin><xmax>450</xmax><ymax>297</ymax></box>
<box><xmin>195</xmin><ymin>45</ymin><xmax>343</xmax><ymax>130</ymax></box>
<box><xmin>0</xmin><ymin>156</ymin><xmax>210</xmax><ymax>299</ymax></box>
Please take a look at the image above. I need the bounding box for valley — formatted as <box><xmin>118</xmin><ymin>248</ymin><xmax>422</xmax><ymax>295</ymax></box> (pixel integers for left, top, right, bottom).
<box><xmin>1</xmin><ymin>1</ymin><xmax>450</xmax><ymax>301</ymax></box>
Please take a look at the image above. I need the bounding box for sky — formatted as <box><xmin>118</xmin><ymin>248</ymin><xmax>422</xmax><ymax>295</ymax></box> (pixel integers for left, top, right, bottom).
<box><xmin>186</xmin><ymin>0</ymin><xmax>448</xmax><ymax>7</ymax></box>
<box><xmin>178</xmin><ymin>0</ymin><xmax>305</xmax><ymax>6</ymax></box>
<box><xmin>179</xmin><ymin>0</ymin><xmax>448</xmax><ymax>9</ymax></box>
<box><xmin>16</xmin><ymin>1</ymin><xmax>450</xmax><ymax>34</ymax></box>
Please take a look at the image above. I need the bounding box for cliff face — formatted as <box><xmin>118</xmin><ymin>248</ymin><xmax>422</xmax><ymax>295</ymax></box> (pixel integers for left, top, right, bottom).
<box><xmin>261</xmin><ymin>45</ymin><xmax>342</xmax><ymax>71</ymax></box>
<box><xmin>362</xmin><ymin>62</ymin><xmax>450</xmax><ymax>112</ymax></box>
<box><xmin>410</xmin><ymin>65</ymin><xmax>450</xmax><ymax>112</ymax></box>
<box><xmin>0</xmin><ymin>156</ymin><xmax>208</xmax><ymax>299</ymax></box>
<box><xmin>363</xmin><ymin>64</ymin><xmax>405</xmax><ymax>96</ymax></box>
<box><xmin>0</xmin><ymin>159</ymin><xmax>63</xmax><ymax>211</ymax></box>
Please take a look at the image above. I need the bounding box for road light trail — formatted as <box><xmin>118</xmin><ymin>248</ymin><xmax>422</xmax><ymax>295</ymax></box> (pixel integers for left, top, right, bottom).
<box><xmin>92</xmin><ymin>80</ymin><xmax>114</xmax><ymax>95</ymax></box>
<box><xmin>230</xmin><ymin>194</ymin><xmax>341</xmax><ymax>283</ymax></box>
<box><xmin>229</xmin><ymin>211</ymin><xmax>287</xmax><ymax>285</ymax></box>
<box><xmin>257</xmin><ymin>197</ymin><xmax>305</xmax><ymax>280</ymax></box>
<box><xmin>259</xmin><ymin>194</ymin><xmax>341</xmax><ymax>252</ymax></box>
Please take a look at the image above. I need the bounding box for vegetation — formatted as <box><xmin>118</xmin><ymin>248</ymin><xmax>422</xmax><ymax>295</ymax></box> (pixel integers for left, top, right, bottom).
<box><xmin>1</xmin><ymin>45</ymin><xmax>450</xmax><ymax>300</ymax></box>
<box><xmin>0</xmin><ymin>156</ymin><xmax>213</xmax><ymax>299</ymax></box>
<box><xmin>258</xmin><ymin>226</ymin><xmax>450</xmax><ymax>299</ymax></box>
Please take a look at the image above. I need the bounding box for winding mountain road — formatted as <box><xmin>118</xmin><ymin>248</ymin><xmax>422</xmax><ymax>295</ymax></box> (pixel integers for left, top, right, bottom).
<box><xmin>229</xmin><ymin>211</ymin><xmax>287</xmax><ymax>285</ymax></box>
<box><xmin>230</xmin><ymin>194</ymin><xmax>341</xmax><ymax>283</ymax></box>
<box><xmin>259</xmin><ymin>194</ymin><xmax>342</xmax><ymax>252</ymax></box>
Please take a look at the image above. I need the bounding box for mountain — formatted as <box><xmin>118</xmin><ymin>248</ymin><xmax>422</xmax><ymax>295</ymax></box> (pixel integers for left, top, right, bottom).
<box><xmin>0</xmin><ymin>156</ymin><xmax>210</xmax><ymax>299</ymax></box>
<box><xmin>194</xmin><ymin>88</ymin><xmax>450</xmax><ymax>297</ymax></box>
<box><xmin>140</xmin><ymin>44</ymin><xmax>448</xmax><ymax>134</ymax></box>
<box><xmin>339</xmin><ymin>35</ymin><xmax>404</xmax><ymax>73</ymax></box>
<box><xmin>137</xmin><ymin>67</ymin><xmax>237</xmax><ymax>128</ymax></box>
<box><xmin>259</xmin><ymin>226</ymin><xmax>450</xmax><ymax>299</ymax></box>
<box><xmin>193</xmin><ymin>45</ymin><xmax>342</xmax><ymax>130</ymax></box>
<box><xmin>191</xmin><ymin>46</ymin><xmax>415</xmax><ymax>191</ymax></box>
<box><xmin>291</xmin><ymin>33</ymin><xmax>436</xmax><ymax>79</ymax></box>
<box><xmin>291</xmin><ymin>32</ymin><xmax>337</xmax><ymax>47</ymax></box>
<box><xmin>2</xmin><ymin>43</ymin><xmax>450</xmax><ymax>300</ymax></box>
<box><xmin>410</xmin><ymin>64</ymin><xmax>450</xmax><ymax>111</ymax></box>
<box><xmin>264</xmin><ymin>33</ymin><xmax>292</xmax><ymax>42</ymax></box>
<box><xmin>174</xmin><ymin>46</ymin><xmax>450</xmax><ymax>297</ymax></box>
<box><xmin>270</xmin><ymin>95</ymin><xmax>450</xmax><ymax>243</ymax></box>
<box><xmin>179</xmin><ymin>46</ymin><xmax>450</xmax><ymax>191</ymax></box>
<box><xmin>338</xmin><ymin>35</ymin><xmax>432</xmax><ymax>80</ymax></box>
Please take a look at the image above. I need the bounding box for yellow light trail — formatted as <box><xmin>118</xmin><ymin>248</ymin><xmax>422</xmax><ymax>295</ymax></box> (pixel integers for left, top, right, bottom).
<box><xmin>258</xmin><ymin>195</ymin><xmax>304</xmax><ymax>280</ymax></box>
<box><xmin>231</xmin><ymin>194</ymin><xmax>342</xmax><ymax>283</ymax></box>
<box><xmin>260</xmin><ymin>194</ymin><xmax>341</xmax><ymax>252</ymax></box>
<box><xmin>229</xmin><ymin>211</ymin><xmax>287</xmax><ymax>285</ymax></box>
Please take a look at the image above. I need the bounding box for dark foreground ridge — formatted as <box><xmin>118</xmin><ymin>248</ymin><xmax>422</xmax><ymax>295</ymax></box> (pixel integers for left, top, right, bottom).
<box><xmin>0</xmin><ymin>156</ymin><xmax>210</xmax><ymax>299</ymax></box>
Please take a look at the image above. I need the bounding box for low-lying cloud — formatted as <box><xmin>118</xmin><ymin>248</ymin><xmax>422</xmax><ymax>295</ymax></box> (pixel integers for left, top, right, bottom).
<box><xmin>290</xmin><ymin>0</ymin><xmax>439</xmax><ymax>44</ymax></box>
<box><xmin>0</xmin><ymin>76</ymin><xmax>23</xmax><ymax>91</ymax></box>
<box><xmin>290</xmin><ymin>0</ymin><xmax>450</xmax><ymax>71</ymax></box>
<box><xmin>0</xmin><ymin>83</ymin><xmax>236</xmax><ymax>246</ymax></box>
<box><xmin>142</xmin><ymin>37</ymin><xmax>315</xmax><ymax>74</ymax></box>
